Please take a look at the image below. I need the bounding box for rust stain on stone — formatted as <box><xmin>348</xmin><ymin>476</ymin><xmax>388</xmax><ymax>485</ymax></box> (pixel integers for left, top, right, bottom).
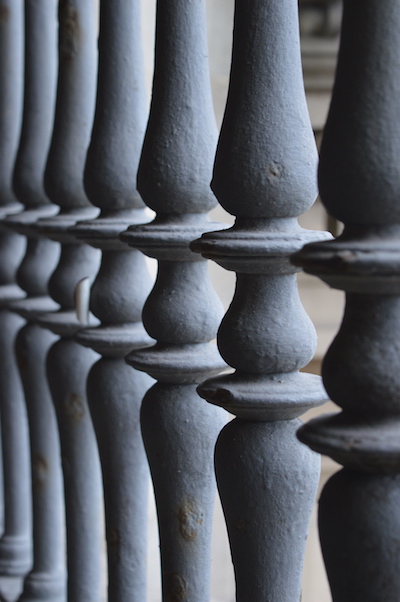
<box><xmin>163</xmin><ymin>572</ymin><xmax>187</xmax><ymax>602</ymax></box>
<box><xmin>178</xmin><ymin>500</ymin><xmax>204</xmax><ymax>541</ymax></box>
<box><xmin>63</xmin><ymin>392</ymin><xmax>85</xmax><ymax>420</ymax></box>
<box><xmin>59</xmin><ymin>1</ymin><xmax>81</xmax><ymax>59</ymax></box>
<box><xmin>32</xmin><ymin>454</ymin><xmax>48</xmax><ymax>488</ymax></box>
<box><xmin>0</xmin><ymin>5</ymin><xmax>10</xmax><ymax>22</ymax></box>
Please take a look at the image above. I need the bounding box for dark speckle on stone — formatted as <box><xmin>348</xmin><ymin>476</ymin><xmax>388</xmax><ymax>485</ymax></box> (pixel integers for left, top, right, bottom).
<box><xmin>267</xmin><ymin>161</ymin><xmax>284</xmax><ymax>183</ymax></box>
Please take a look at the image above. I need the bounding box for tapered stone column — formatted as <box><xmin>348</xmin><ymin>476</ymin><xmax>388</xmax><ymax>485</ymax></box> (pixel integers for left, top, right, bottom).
<box><xmin>293</xmin><ymin>1</ymin><xmax>400</xmax><ymax>600</ymax></box>
<box><xmin>120</xmin><ymin>1</ymin><xmax>226</xmax><ymax>599</ymax></box>
<box><xmin>2</xmin><ymin>1</ymin><xmax>66</xmax><ymax>600</ymax></box>
<box><xmin>72</xmin><ymin>1</ymin><xmax>153</xmax><ymax>599</ymax></box>
<box><xmin>192</xmin><ymin>0</ymin><xmax>329</xmax><ymax>600</ymax></box>
<box><xmin>0</xmin><ymin>0</ymin><xmax>32</xmax><ymax>586</ymax></box>
<box><xmin>36</xmin><ymin>1</ymin><xmax>102</xmax><ymax>600</ymax></box>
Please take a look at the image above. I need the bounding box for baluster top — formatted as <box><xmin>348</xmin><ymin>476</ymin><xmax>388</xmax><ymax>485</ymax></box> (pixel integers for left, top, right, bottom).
<box><xmin>5</xmin><ymin>0</ymin><xmax>59</xmax><ymax>237</ymax></box>
<box><xmin>73</xmin><ymin>0</ymin><xmax>149</xmax><ymax>250</ymax></box>
<box><xmin>192</xmin><ymin>0</ymin><xmax>329</xmax><ymax>273</ymax></box>
<box><xmin>13</xmin><ymin>0</ymin><xmax>57</xmax><ymax>210</ymax></box>
<box><xmin>121</xmin><ymin>0</ymin><xmax>226</xmax><ymax>383</ymax></box>
<box><xmin>72</xmin><ymin>0</ymin><xmax>153</xmax><ymax>358</ymax></box>
<box><xmin>121</xmin><ymin>0</ymin><xmax>224</xmax><ymax>264</ymax></box>
<box><xmin>293</xmin><ymin>0</ymin><xmax>400</xmax><ymax>294</ymax></box>
<box><xmin>0</xmin><ymin>0</ymin><xmax>24</xmax><ymax>213</ymax></box>
<box><xmin>318</xmin><ymin>0</ymin><xmax>400</xmax><ymax>227</ymax></box>
<box><xmin>83</xmin><ymin>0</ymin><xmax>147</xmax><ymax>217</ymax></box>
<box><xmin>36</xmin><ymin>0</ymin><xmax>100</xmax><ymax>337</ymax></box>
<box><xmin>43</xmin><ymin>0</ymin><xmax>97</xmax><ymax>221</ymax></box>
<box><xmin>135</xmin><ymin>0</ymin><xmax>218</xmax><ymax>218</ymax></box>
<box><xmin>212</xmin><ymin>0</ymin><xmax>318</xmax><ymax>220</ymax></box>
<box><xmin>191</xmin><ymin>0</ymin><xmax>330</xmax><ymax>422</ymax></box>
<box><xmin>294</xmin><ymin>0</ymin><xmax>400</xmax><ymax>488</ymax></box>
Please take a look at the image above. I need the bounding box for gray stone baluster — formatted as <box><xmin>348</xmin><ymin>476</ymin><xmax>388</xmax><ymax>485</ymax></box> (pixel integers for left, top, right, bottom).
<box><xmin>120</xmin><ymin>0</ymin><xmax>226</xmax><ymax>599</ymax></box>
<box><xmin>293</xmin><ymin>1</ymin><xmax>400</xmax><ymax>600</ymax></box>
<box><xmin>0</xmin><ymin>0</ymin><xmax>24</xmax><ymax>217</ymax></box>
<box><xmin>35</xmin><ymin>1</ymin><xmax>102</xmax><ymax>600</ymax></box>
<box><xmin>2</xmin><ymin>1</ymin><xmax>66</xmax><ymax>600</ymax></box>
<box><xmin>191</xmin><ymin>0</ymin><xmax>329</xmax><ymax>600</ymax></box>
<box><xmin>0</xmin><ymin>0</ymin><xmax>32</xmax><ymax>587</ymax></box>
<box><xmin>71</xmin><ymin>1</ymin><xmax>154</xmax><ymax>599</ymax></box>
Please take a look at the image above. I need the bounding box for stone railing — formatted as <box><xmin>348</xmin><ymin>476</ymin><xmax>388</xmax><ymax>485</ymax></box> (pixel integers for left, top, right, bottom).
<box><xmin>0</xmin><ymin>1</ymin><xmax>394</xmax><ymax>601</ymax></box>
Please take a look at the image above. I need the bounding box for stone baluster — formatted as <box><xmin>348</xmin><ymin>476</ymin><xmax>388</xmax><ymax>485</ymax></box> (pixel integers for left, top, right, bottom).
<box><xmin>293</xmin><ymin>1</ymin><xmax>400</xmax><ymax>599</ymax></box>
<box><xmin>0</xmin><ymin>0</ymin><xmax>32</xmax><ymax>586</ymax></box>
<box><xmin>2</xmin><ymin>1</ymin><xmax>66</xmax><ymax>600</ymax></box>
<box><xmin>191</xmin><ymin>0</ymin><xmax>329</xmax><ymax>599</ymax></box>
<box><xmin>71</xmin><ymin>1</ymin><xmax>154</xmax><ymax>599</ymax></box>
<box><xmin>120</xmin><ymin>0</ymin><xmax>226</xmax><ymax>598</ymax></box>
<box><xmin>36</xmin><ymin>1</ymin><xmax>103</xmax><ymax>600</ymax></box>
<box><xmin>0</xmin><ymin>0</ymin><xmax>24</xmax><ymax>217</ymax></box>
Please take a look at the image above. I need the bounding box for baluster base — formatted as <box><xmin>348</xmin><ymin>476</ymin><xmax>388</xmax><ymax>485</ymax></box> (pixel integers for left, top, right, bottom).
<box><xmin>215</xmin><ymin>417</ymin><xmax>320</xmax><ymax>602</ymax></box>
<box><xmin>141</xmin><ymin>382</ymin><xmax>226</xmax><ymax>602</ymax></box>
<box><xmin>18</xmin><ymin>571</ymin><xmax>66</xmax><ymax>602</ymax></box>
